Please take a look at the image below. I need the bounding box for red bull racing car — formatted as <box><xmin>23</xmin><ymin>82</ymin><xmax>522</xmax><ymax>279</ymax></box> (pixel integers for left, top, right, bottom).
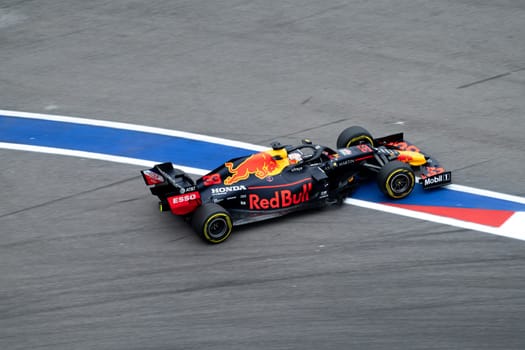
<box><xmin>141</xmin><ymin>126</ymin><xmax>451</xmax><ymax>244</ymax></box>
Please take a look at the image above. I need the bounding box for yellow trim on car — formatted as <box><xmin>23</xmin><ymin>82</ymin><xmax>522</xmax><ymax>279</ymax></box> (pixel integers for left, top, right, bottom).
<box><xmin>346</xmin><ymin>135</ymin><xmax>374</xmax><ymax>148</ymax></box>
<box><xmin>385</xmin><ymin>169</ymin><xmax>415</xmax><ymax>199</ymax></box>
<box><xmin>203</xmin><ymin>213</ymin><xmax>233</xmax><ymax>243</ymax></box>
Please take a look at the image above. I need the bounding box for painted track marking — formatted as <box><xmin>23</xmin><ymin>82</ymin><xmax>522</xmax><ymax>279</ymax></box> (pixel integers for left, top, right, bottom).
<box><xmin>1</xmin><ymin>109</ymin><xmax>524</xmax><ymax>240</ymax></box>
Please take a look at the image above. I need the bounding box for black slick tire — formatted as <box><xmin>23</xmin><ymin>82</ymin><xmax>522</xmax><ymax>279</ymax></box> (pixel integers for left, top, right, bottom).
<box><xmin>377</xmin><ymin>161</ymin><xmax>415</xmax><ymax>199</ymax></box>
<box><xmin>336</xmin><ymin>126</ymin><xmax>374</xmax><ymax>149</ymax></box>
<box><xmin>192</xmin><ymin>203</ymin><xmax>233</xmax><ymax>244</ymax></box>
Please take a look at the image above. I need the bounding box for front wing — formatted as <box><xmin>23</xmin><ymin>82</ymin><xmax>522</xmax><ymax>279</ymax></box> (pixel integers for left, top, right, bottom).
<box><xmin>374</xmin><ymin>132</ymin><xmax>452</xmax><ymax>189</ymax></box>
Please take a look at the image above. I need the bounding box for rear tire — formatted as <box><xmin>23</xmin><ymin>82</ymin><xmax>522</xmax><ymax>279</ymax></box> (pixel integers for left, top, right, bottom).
<box><xmin>192</xmin><ymin>203</ymin><xmax>233</xmax><ymax>244</ymax></box>
<box><xmin>377</xmin><ymin>161</ymin><xmax>415</xmax><ymax>199</ymax></box>
<box><xmin>336</xmin><ymin>126</ymin><xmax>374</xmax><ymax>149</ymax></box>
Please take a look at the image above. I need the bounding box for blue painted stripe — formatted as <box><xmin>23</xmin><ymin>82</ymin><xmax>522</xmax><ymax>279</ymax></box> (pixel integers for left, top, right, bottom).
<box><xmin>0</xmin><ymin>116</ymin><xmax>253</xmax><ymax>170</ymax></box>
<box><xmin>2</xmin><ymin>113</ymin><xmax>524</xmax><ymax>214</ymax></box>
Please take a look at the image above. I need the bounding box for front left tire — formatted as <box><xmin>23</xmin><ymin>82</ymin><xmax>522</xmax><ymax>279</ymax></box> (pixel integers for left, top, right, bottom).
<box><xmin>377</xmin><ymin>161</ymin><xmax>415</xmax><ymax>199</ymax></box>
<box><xmin>191</xmin><ymin>203</ymin><xmax>233</xmax><ymax>244</ymax></box>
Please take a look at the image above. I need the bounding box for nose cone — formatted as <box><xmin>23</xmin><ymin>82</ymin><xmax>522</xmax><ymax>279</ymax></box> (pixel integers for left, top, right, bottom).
<box><xmin>397</xmin><ymin>151</ymin><xmax>427</xmax><ymax>166</ymax></box>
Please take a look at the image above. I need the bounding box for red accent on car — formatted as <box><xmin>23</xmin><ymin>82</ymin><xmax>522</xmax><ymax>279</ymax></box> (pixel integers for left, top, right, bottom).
<box><xmin>397</xmin><ymin>153</ymin><xmax>413</xmax><ymax>163</ymax></box>
<box><xmin>167</xmin><ymin>191</ymin><xmax>202</xmax><ymax>215</ymax></box>
<box><xmin>354</xmin><ymin>155</ymin><xmax>374</xmax><ymax>162</ymax></box>
<box><xmin>142</xmin><ymin>170</ymin><xmax>165</xmax><ymax>185</ymax></box>
<box><xmin>248</xmin><ymin>177</ymin><xmax>312</xmax><ymax>190</ymax></box>
<box><xmin>249</xmin><ymin>183</ymin><xmax>312</xmax><ymax>210</ymax></box>
<box><xmin>387</xmin><ymin>141</ymin><xmax>421</xmax><ymax>153</ymax></box>
<box><xmin>356</xmin><ymin>144</ymin><xmax>373</xmax><ymax>153</ymax></box>
<box><xmin>420</xmin><ymin>166</ymin><xmax>446</xmax><ymax>179</ymax></box>
<box><xmin>203</xmin><ymin>173</ymin><xmax>222</xmax><ymax>186</ymax></box>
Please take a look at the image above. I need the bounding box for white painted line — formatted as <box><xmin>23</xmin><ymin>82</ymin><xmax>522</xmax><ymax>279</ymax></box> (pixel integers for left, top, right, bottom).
<box><xmin>0</xmin><ymin>109</ymin><xmax>267</xmax><ymax>153</ymax></box>
<box><xmin>499</xmin><ymin>212</ymin><xmax>525</xmax><ymax>236</ymax></box>
<box><xmin>447</xmin><ymin>184</ymin><xmax>525</xmax><ymax>205</ymax></box>
<box><xmin>2</xmin><ymin>109</ymin><xmax>525</xmax><ymax>241</ymax></box>
<box><xmin>0</xmin><ymin>142</ymin><xmax>209</xmax><ymax>176</ymax></box>
<box><xmin>344</xmin><ymin>198</ymin><xmax>525</xmax><ymax>241</ymax></box>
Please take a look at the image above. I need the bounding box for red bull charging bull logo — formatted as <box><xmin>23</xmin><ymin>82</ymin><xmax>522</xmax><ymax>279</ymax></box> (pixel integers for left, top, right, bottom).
<box><xmin>224</xmin><ymin>152</ymin><xmax>282</xmax><ymax>185</ymax></box>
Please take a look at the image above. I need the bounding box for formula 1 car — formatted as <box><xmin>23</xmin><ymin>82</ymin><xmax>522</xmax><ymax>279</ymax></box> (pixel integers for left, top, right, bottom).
<box><xmin>141</xmin><ymin>126</ymin><xmax>451</xmax><ymax>244</ymax></box>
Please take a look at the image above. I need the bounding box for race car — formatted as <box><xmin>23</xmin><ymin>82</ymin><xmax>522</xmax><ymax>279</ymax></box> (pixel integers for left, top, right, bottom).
<box><xmin>141</xmin><ymin>126</ymin><xmax>451</xmax><ymax>244</ymax></box>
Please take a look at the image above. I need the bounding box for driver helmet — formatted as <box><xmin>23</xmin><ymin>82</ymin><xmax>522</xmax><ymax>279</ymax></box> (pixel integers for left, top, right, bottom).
<box><xmin>288</xmin><ymin>152</ymin><xmax>302</xmax><ymax>164</ymax></box>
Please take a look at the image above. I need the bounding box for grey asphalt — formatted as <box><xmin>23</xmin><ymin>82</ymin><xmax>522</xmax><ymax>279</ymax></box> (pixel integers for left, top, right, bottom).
<box><xmin>1</xmin><ymin>1</ymin><xmax>525</xmax><ymax>349</ymax></box>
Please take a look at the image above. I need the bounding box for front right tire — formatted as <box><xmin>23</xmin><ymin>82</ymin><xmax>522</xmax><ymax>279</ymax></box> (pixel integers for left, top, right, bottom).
<box><xmin>336</xmin><ymin>126</ymin><xmax>375</xmax><ymax>149</ymax></box>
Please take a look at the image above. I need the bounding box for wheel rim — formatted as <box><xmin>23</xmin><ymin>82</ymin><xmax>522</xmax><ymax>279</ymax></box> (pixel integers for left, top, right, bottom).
<box><xmin>207</xmin><ymin>216</ymin><xmax>229</xmax><ymax>240</ymax></box>
<box><xmin>389</xmin><ymin>172</ymin><xmax>411</xmax><ymax>194</ymax></box>
<box><xmin>346</xmin><ymin>135</ymin><xmax>373</xmax><ymax>148</ymax></box>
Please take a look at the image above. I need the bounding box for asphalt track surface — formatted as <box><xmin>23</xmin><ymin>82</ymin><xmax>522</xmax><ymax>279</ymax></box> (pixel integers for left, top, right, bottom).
<box><xmin>1</xmin><ymin>1</ymin><xmax>525</xmax><ymax>349</ymax></box>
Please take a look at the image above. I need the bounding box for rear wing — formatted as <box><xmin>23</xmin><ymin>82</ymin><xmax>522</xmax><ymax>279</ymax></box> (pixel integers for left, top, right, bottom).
<box><xmin>141</xmin><ymin>163</ymin><xmax>202</xmax><ymax>215</ymax></box>
<box><xmin>141</xmin><ymin>162</ymin><xmax>196</xmax><ymax>197</ymax></box>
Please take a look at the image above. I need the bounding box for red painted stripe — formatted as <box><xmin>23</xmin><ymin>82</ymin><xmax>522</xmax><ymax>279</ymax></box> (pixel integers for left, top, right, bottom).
<box><xmin>384</xmin><ymin>203</ymin><xmax>515</xmax><ymax>227</ymax></box>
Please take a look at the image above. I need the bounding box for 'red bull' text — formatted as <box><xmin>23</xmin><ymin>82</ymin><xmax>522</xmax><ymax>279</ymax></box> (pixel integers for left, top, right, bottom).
<box><xmin>249</xmin><ymin>183</ymin><xmax>312</xmax><ymax>210</ymax></box>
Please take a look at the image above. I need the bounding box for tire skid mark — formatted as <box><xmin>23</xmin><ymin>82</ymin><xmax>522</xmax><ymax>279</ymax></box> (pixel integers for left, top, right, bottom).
<box><xmin>458</xmin><ymin>67</ymin><xmax>525</xmax><ymax>89</ymax></box>
<box><xmin>0</xmin><ymin>176</ymin><xmax>138</xmax><ymax>219</ymax></box>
